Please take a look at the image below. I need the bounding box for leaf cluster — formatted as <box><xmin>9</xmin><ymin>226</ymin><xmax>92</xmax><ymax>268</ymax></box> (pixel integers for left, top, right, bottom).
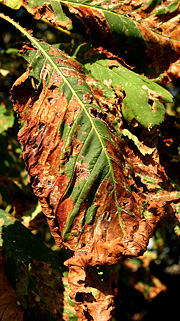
<box><xmin>0</xmin><ymin>1</ymin><xmax>180</xmax><ymax>321</ymax></box>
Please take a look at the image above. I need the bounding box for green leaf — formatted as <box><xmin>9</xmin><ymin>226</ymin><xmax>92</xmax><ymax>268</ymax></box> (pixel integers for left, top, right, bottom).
<box><xmin>0</xmin><ymin>210</ymin><xmax>64</xmax><ymax>272</ymax></box>
<box><xmin>1</xmin><ymin>0</ymin><xmax>72</xmax><ymax>29</ymax></box>
<box><xmin>56</xmin><ymin>0</ymin><xmax>180</xmax><ymax>80</ymax></box>
<box><xmin>50</xmin><ymin>1</ymin><xmax>72</xmax><ymax>29</ymax></box>
<box><xmin>0</xmin><ymin>0</ymin><xmax>21</xmax><ymax>9</ymax></box>
<box><xmin>24</xmin><ymin>0</ymin><xmax>72</xmax><ymax>30</ymax></box>
<box><xmin>155</xmin><ymin>0</ymin><xmax>179</xmax><ymax>15</ymax></box>
<box><xmin>0</xmin><ymin>209</ymin><xmax>14</xmax><ymax>246</ymax></box>
<box><xmin>21</xmin><ymin>201</ymin><xmax>42</xmax><ymax>223</ymax></box>
<box><xmin>174</xmin><ymin>221</ymin><xmax>180</xmax><ymax>236</ymax></box>
<box><xmin>59</xmin><ymin>0</ymin><xmax>147</xmax><ymax>67</ymax></box>
<box><xmin>0</xmin><ymin>102</ymin><xmax>15</xmax><ymax>133</ymax></box>
<box><xmin>85</xmin><ymin>59</ymin><xmax>172</xmax><ymax>128</ymax></box>
<box><xmin>0</xmin><ymin>210</ymin><xmax>77</xmax><ymax>320</ymax></box>
<box><xmin>174</xmin><ymin>204</ymin><xmax>180</xmax><ymax>236</ymax></box>
<box><xmin>102</xmin><ymin>10</ymin><xmax>146</xmax><ymax>63</ymax></box>
<box><xmin>13</xmin><ymin>36</ymin><xmax>137</xmax><ymax>238</ymax></box>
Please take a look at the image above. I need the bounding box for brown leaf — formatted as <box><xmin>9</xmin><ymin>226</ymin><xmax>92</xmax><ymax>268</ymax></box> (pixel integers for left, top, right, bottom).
<box><xmin>11</xmin><ymin>45</ymin><xmax>180</xmax><ymax>320</ymax></box>
<box><xmin>67</xmin><ymin>0</ymin><xmax>180</xmax><ymax>82</ymax></box>
<box><xmin>65</xmin><ymin>262</ymin><xmax>118</xmax><ymax>321</ymax></box>
<box><xmin>11</xmin><ymin>48</ymin><xmax>142</xmax><ymax>259</ymax></box>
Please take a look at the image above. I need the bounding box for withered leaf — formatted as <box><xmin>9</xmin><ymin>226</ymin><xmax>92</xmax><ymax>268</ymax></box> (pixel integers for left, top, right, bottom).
<box><xmin>11</xmin><ymin>41</ymin><xmax>145</xmax><ymax>257</ymax></box>
<box><xmin>11</xmin><ymin>41</ymin><xmax>180</xmax><ymax>320</ymax></box>
<box><xmin>4</xmin><ymin>0</ymin><xmax>180</xmax><ymax>81</ymax></box>
<box><xmin>1</xmin><ymin>0</ymin><xmax>72</xmax><ymax>30</ymax></box>
<box><xmin>63</xmin><ymin>0</ymin><xmax>180</xmax><ymax>81</ymax></box>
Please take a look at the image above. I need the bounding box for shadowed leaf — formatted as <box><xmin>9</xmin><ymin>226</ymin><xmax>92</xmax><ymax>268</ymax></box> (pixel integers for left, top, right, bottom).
<box><xmin>0</xmin><ymin>249</ymin><xmax>24</xmax><ymax>321</ymax></box>
<box><xmin>3</xmin><ymin>0</ymin><xmax>180</xmax><ymax>80</ymax></box>
<box><xmin>1</xmin><ymin>0</ymin><xmax>72</xmax><ymax>30</ymax></box>
<box><xmin>0</xmin><ymin>209</ymin><xmax>77</xmax><ymax>321</ymax></box>
<box><xmin>58</xmin><ymin>0</ymin><xmax>180</xmax><ymax>81</ymax></box>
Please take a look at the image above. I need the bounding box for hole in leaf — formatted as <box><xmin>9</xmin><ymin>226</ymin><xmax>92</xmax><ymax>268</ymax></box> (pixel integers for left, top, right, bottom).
<box><xmin>50</xmin><ymin>85</ymin><xmax>57</xmax><ymax>90</ymax></box>
<box><xmin>89</xmin><ymin>107</ymin><xmax>107</xmax><ymax>121</ymax></box>
<box><xmin>48</xmin><ymin>98</ymin><xmax>54</xmax><ymax>105</ymax></box>
<box><xmin>148</xmin><ymin>98</ymin><xmax>154</xmax><ymax>107</ymax></box>
<box><xmin>39</xmin><ymin>123</ymin><xmax>46</xmax><ymax>131</ymax></box>
<box><xmin>130</xmin><ymin>184</ymin><xmax>138</xmax><ymax>193</ymax></box>
<box><xmin>75</xmin><ymin>292</ymin><xmax>84</xmax><ymax>302</ymax></box>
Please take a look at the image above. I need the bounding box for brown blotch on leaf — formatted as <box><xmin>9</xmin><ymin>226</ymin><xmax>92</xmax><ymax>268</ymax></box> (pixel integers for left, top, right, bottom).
<box><xmin>28</xmin><ymin>3</ymin><xmax>71</xmax><ymax>29</ymax></box>
<box><xmin>11</xmin><ymin>65</ymin><xmax>76</xmax><ymax>246</ymax></box>
<box><xmin>74</xmin><ymin>161</ymin><xmax>90</xmax><ymax>186</ymax></box>
<box><xmin>11</xmin><ymin>42</ymin><xmax>180</xmax><ymax>320</ymax></box>
<box><xmin>83</xmin><ymin>92</ymin><xmax>93</xmax><ymax>103</ymax></box>
<box><xmin>72</xmin><ymin>138</ymin><xmax>83</xmax><ymax>156</ymax></box>
<box><xmin>60</xmin><ymin>67</ymin><xmax>80</xmax><ymax>78</ymax></box>
<box><xmin>64</xmin><ymin>96</ymin><xmax>81</xmax><ymax>125</ymax></box>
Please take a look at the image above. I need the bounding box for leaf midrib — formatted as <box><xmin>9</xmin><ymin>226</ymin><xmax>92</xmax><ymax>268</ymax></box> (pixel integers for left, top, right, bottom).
<box><xmin>57</xmin><ymin>0</ymin><xmax>180</xmax><ymax>43</ymax></box>
<box><xmin>0</xmin><ymin>14</ymin><xmax>115</xmax><ymax>186</ymax></box>
<box><xmin>32</xmin><ymin>40</ymin><xmax>126</xmax><ymax>235</ymax></box>
<box><xmin>0</xmin><ymin>13</ymin><xmax>126</xmax><ymax>235</ymax></box>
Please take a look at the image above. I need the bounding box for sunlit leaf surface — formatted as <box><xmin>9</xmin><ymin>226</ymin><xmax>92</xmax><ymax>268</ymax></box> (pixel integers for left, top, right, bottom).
<box><xmin>0</xmin><ymin>1</ymin><xmax>180</xmax><ymax>319</ymax></box>
<box><xmin>11</xmin><ymin>39</ymin><xmax>180</xmax><ymax>319</ymax></box>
